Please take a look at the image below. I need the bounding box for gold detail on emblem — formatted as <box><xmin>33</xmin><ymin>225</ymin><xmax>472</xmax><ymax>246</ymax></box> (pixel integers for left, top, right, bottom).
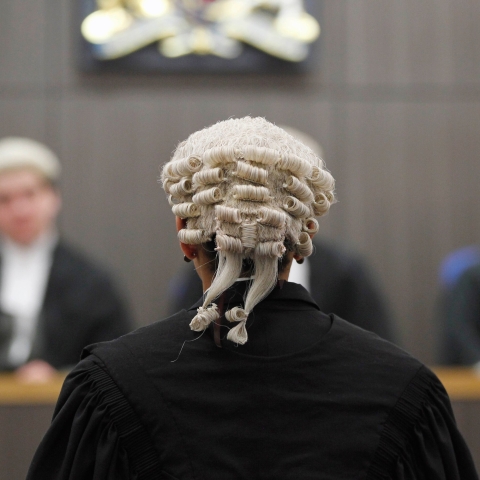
<box><xmin>81</xmin><ymin>0</ymin><xmax>320</xmax><ymax>62</ymax></box>
<box><xmin>81</xmin><ymin>7</ymin><xmax>133</xmax><ymax>44</ymax></box>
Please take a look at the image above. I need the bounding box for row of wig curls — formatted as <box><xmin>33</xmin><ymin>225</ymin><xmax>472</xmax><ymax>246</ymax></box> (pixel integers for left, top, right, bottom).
<box><xmin>235</xmin><ymin>146</ymin><xmax>334</xmax><ymax>221</ymax></box>
<box><xmin>190</xmin><ymin>201</ymin><xmax>288</xmax><ymax>344</ymax></box>
<box><xmin>165</xmin><ymin>147</ymin><xmax>335</xmax><ymax>221</ymax></box>
<box><xmin>163</xmin><ymin>155</ymin><xmax>204</xmax><ymax>216</ymax></box>
<box><xmin>231</xmin><ymin>146</ymin><xmax>323</xmax><ymax>261</ymax></box>
<box><xmin>203</xmin><ymin>145</ymin><xmax>313</xmax><ymax>180</ymax></box>
<box><xmin>309</xmin><ymin>165</ymin><xmax>335</xmax><ymax>216</ymax></box>
<box><xmin>214</xmin><ymin>205</ymin><xmax>286</xmax><ymax>258</ymax></box>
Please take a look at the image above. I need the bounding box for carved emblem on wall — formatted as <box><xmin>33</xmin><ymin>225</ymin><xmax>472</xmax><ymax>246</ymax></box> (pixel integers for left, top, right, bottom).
<box><xmin>79</xmin><ymin>0</ymin><xmax>321</xmax><ymax>72</ymax></box>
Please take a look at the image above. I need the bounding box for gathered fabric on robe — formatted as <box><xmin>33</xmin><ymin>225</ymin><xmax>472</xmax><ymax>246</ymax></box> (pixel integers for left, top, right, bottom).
<box><xmin>27</xmin><ymin>282</ymin><xmax>478</xmax><ymax>480</ymax></box>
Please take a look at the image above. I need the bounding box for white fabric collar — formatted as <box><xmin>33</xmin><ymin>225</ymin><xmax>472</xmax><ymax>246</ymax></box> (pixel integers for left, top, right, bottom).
<box><xmin>0</xmin><ymin>229</ymin><xmax>58</xmax><ymax>366</ymax></box>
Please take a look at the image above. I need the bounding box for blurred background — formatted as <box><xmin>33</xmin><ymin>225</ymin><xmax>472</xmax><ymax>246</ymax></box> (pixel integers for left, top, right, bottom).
<box><xmin>1</xmin><ymin>0</ymin><xmax>480</xmax><ymax>367</ymax></box>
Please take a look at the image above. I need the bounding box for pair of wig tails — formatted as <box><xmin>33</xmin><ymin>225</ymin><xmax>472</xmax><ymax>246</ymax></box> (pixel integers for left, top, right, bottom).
<box><xmin>190</xmin><ymin>247</ymin><xmax>280</xmax><ymax>345</ymax></box>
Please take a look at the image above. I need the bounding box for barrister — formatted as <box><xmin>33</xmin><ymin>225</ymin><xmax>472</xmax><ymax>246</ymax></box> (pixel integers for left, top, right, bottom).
<box><xmin>0</xmin><ymin>137</ymin><xmax>133</xmax><ymax>380</ymax></box>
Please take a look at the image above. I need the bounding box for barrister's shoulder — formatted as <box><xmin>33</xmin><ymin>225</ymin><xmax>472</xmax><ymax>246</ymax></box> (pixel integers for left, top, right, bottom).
<box><xmin>83</xmin><ymin>308</ymin><xmax>197</xmax><ymax>364</ymax></box>
<box><xmin>330</xmin><ymin>314</ymin><xmax>424</xmax><ymax>375</ymax></box>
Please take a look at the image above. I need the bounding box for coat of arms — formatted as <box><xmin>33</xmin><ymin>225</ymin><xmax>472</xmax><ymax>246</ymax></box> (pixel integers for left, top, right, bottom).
<box><xmin>80</xmin><ymin>0</ymin><xmax>320</xmax><ymax>72</ymax></box>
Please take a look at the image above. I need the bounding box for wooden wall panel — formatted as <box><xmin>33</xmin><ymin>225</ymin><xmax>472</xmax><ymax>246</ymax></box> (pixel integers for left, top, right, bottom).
<box><xmin>402</xmin><ymin>1</ymin><xmax>454</xmax><ymax>85</ymax></box>
<box><xmin>402</xmin><ymin>104</ymin><xmax>454</xmax><ymax>355</ymax></box>
<box><xmin>320</xmin><ymin>0</ymin><xmax>348</xmax><ymax>85</ymax></box>
<box><xmin>451</xmin><ymin>0</ymin><xmax>480</xmax><ymax>84</ymax></box>
<box><xmin>343</xmin><ymin>0</ymin><xmax>480</xmax><ymax>88</ymax></box>
<box><xmin>43</xmin><ymin>0</ymin><xmax>79</xmax><ymax>89</ymax></box>
<box><xmin>346</xmin><ymin>0</ymin><xmax>462</xmax><ymax>86</ymax></box>
<box><xmin>0</xmin><ymin>1</ymin><xmax>47</xmax><ymax>89</ymax></box>
<box><xmin>448</xmin><ymin>104</ymin><xmax>480</xmax><ymax>244</ymax></box>
<box><xmin>339</xmin><ymin>102</ymin><xmax>411</xmax><ymax>339</ymax></box>
<box><xmin>0</xmin><ymin>99</ymin><xmax>47</xmax><ymax>140</ymax></box>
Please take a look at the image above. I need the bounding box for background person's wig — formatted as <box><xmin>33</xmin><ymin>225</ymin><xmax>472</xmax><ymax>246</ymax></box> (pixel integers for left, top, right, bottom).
<box><xmin>0</xmin><ymin>137</ymin><xmax>61</xmax><ymax>182</ymax></box>
<box><xmin>162</xmin><ymin>117</ymin><xmax>335</xmax><ymax>344</ymax></box>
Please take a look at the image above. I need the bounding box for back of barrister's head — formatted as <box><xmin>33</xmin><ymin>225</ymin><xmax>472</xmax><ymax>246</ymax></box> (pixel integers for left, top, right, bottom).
<box><xmin>161</xmin><ymin>117</ymin><xmax>335</xmax><ymax>345</ymax></box>
<box><xmin>0</xmin><ymin>137</ymin><xmax>61</xmax><ymax>183</ymax></box>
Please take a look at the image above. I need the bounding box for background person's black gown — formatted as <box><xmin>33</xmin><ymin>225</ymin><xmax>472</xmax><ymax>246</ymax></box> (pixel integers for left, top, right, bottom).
<box><xmin>27</xmin><ymin>282</ymin><xmax>478</xmax><ymax>479</ymax></box>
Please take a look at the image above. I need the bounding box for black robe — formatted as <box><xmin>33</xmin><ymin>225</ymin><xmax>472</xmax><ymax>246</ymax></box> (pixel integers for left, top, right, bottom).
<box><xmin>27</xmin><ymin>282</ymin><xmax>478</xmax><ymax>479</ymax></box>
<box><xmin>0</xmin><ymin>241</ymin><xmax>133</xmax><ymax>370</ymax></box>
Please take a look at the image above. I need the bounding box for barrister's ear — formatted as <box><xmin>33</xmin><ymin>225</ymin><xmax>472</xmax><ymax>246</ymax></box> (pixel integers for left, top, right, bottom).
<box><xmin>175</xmin><ymin>216</ymin><xmax>197</xmax><ymax>260</ymax></box>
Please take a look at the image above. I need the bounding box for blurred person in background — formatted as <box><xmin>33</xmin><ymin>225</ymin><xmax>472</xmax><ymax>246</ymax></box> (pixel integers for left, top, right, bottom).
<box><xmin>169</xmin><ymin>127</ymin><xmax>396</xmax><ymax>343</ymax></box>
<box><xmin>438</xmin><ymin>246</ymin><xmax>480</xmax><ymax>365</ymax></box>
<box><xmin>27</xmin><ymin>118</ymin><xmax>476</xmax><ymax>479</ymax></box>
<box><xmin>0</xmin><ymin>137</ymin><xmax>133</xmax><ymax>381</ymax></box>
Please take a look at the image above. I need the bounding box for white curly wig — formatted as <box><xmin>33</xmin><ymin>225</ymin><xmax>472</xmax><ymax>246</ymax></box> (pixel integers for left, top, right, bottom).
<box><xmin>162</xmin><ymin>117</ymin><xmax>335</xmax><ymax>344</ymax></box>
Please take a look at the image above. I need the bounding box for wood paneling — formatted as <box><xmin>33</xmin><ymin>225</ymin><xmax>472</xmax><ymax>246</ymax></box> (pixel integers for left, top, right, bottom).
<box><xmin>344</xmin><ymin>1</ymin><xmax>458</xmax><ymax>86</ymax></box>
<box><xmin>0</xmin><ymin>98</ymin><xmax>47</xmax><ymax>139</ymax></box>
<box><xmin>0</xmin><ymin>1</ymin><xmax>47</xmax><ymax>89</ymax></box>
